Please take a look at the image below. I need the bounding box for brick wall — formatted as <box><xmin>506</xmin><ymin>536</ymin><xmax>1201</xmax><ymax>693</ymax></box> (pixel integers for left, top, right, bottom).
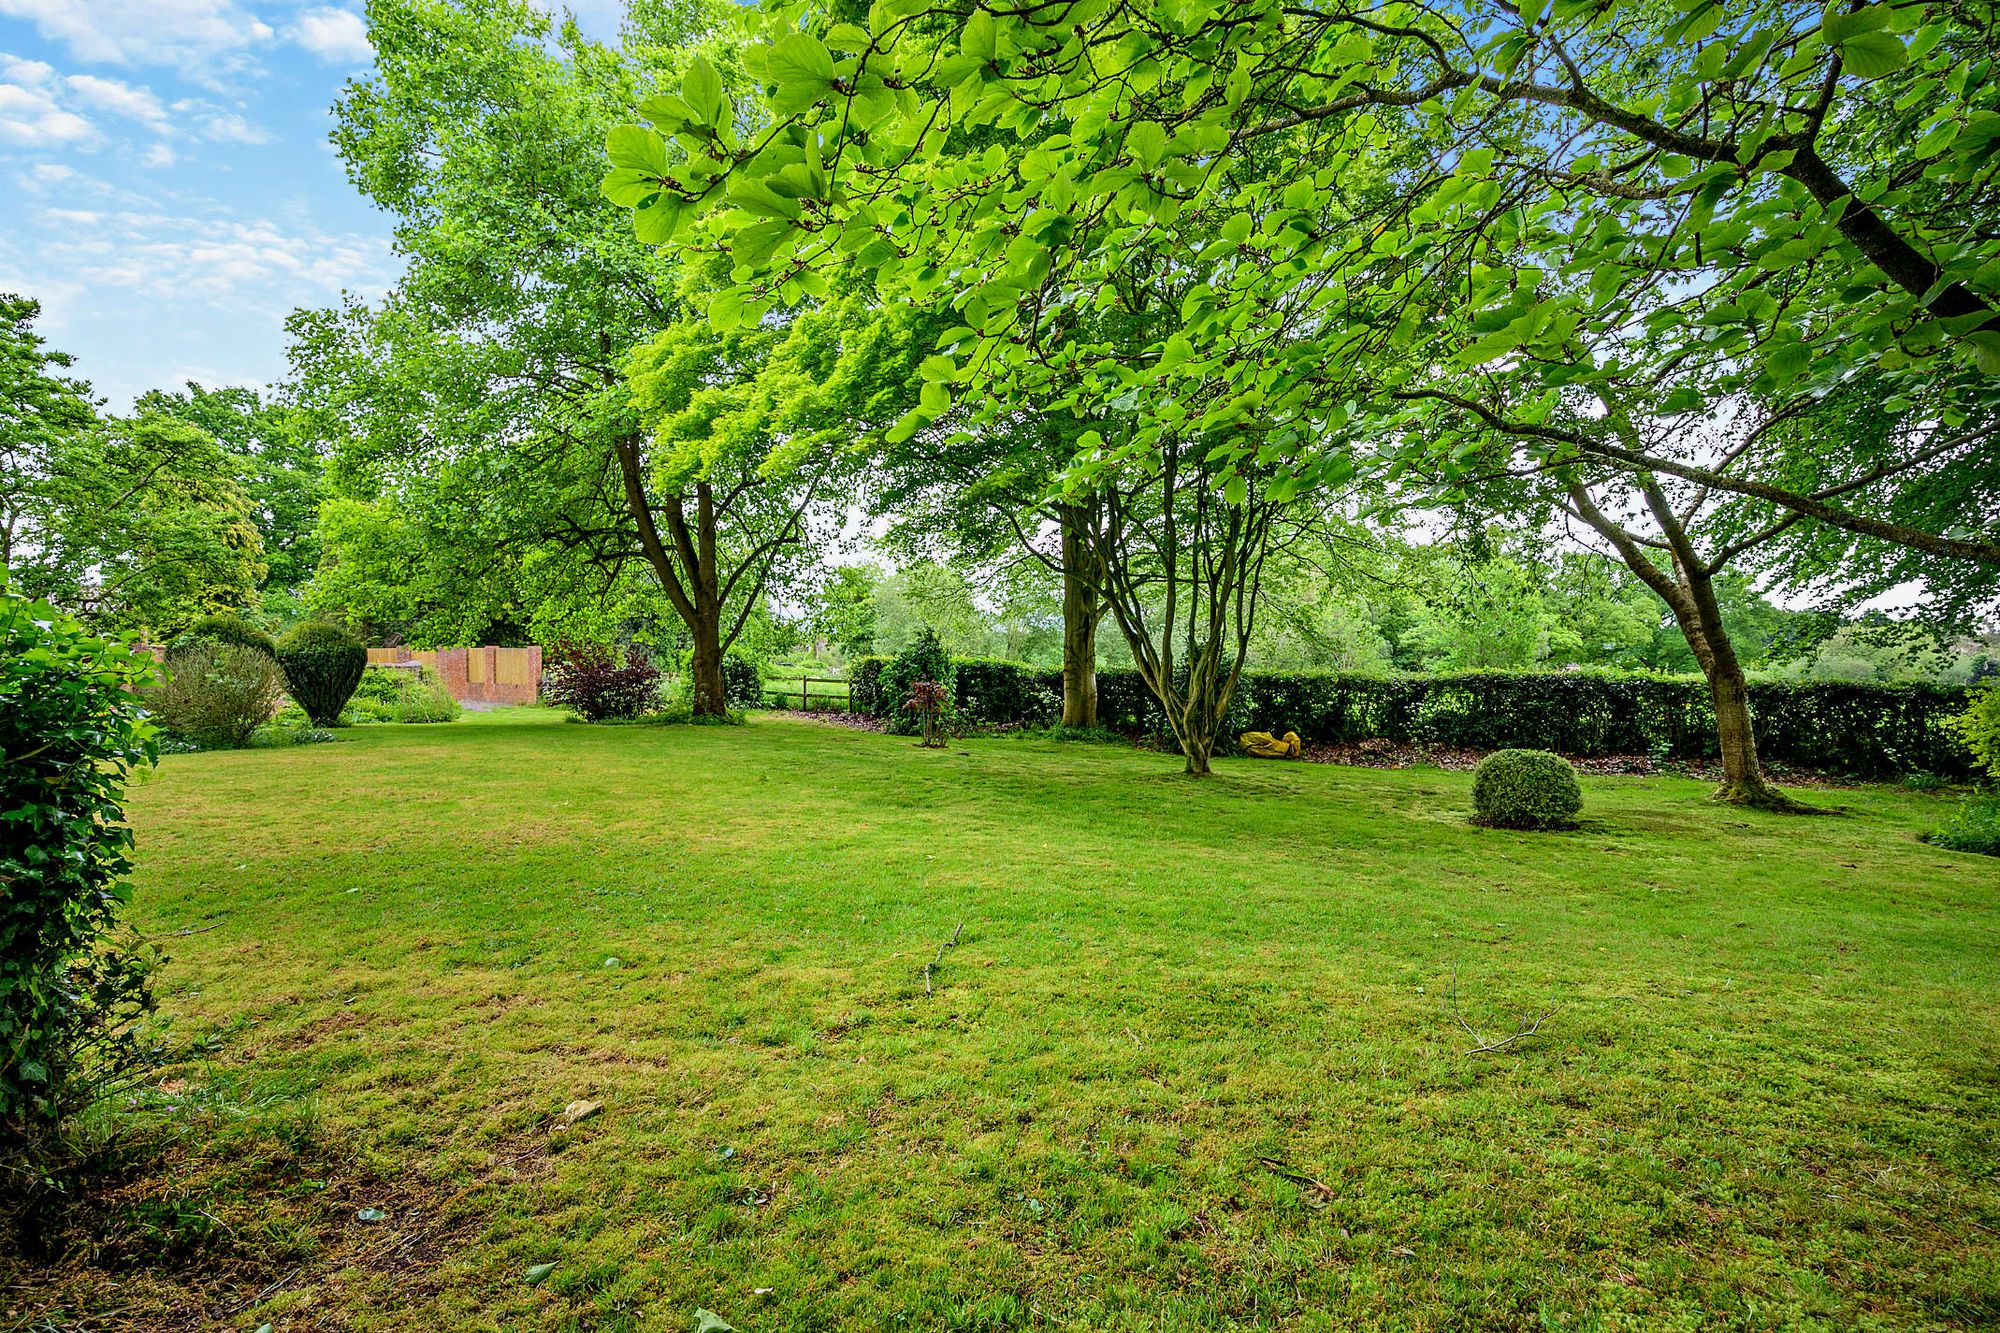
<box><xmin>366</xmin><ymin>645</ymin><xmax>541</xmax><ymax>704</ymax></box>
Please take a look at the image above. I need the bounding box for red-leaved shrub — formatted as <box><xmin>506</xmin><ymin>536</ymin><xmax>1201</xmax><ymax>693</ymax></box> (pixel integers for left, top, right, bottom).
<box><xmin>541</xmin><ymin>643</ymin><xmax>661</xmax><ymax>721</ymax></box>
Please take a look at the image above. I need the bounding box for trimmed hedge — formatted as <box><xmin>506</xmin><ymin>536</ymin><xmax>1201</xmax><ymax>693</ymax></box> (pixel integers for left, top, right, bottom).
<box><xmin>1</xmin><ymin>590</ymin><xmax>160</xmax><ymax>1164</ymax></box>
<box><xmin>849</xmin><ymin>659</ymin><xmax>1974</xmax><ymax>778</ymax></box>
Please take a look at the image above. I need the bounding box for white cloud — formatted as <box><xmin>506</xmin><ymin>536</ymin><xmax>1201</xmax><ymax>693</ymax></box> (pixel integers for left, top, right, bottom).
<box><xmin>64</xmin><ymin>73</ymin><xmax>166</xmax><ymax>126</ymax></box>
<box><xmin>191</xmin><ymin>109</ymin><xmax>270</xmax><ymax>144</ymax></box>
<box><xmin>0</xmin><ymin>0</ymin><xmax>274</xmax><ymax>78</ymax></box>
<box><xmin>0</xmin><ymin>53</ymin><xmax>54</xmax><ymax>85</ymax></box>
<box><xmin>289</xmin><ymin>7</ymin><xmax>371</xmax><ymax>64</ymax></box>
<box><xmin>35</xmin><ymin>210</ymin><xmax>393</xmax><ymax>312</ymax></box>
<box><xmin>0</xmin><ymin>62</ymin><xmax>94</xmax><ymax>145</ymax></box>
<box><xmin>139</xmin><ymin>141</ymin><xmax>175</xmax><ymax>167</ymax></box>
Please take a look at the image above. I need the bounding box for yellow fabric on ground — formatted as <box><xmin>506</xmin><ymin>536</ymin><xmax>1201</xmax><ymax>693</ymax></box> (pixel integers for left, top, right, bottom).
<box><xmin>1240</xmin><ymin>730</ymin><xmax>1302</xmax><ymax>759</ymax></box>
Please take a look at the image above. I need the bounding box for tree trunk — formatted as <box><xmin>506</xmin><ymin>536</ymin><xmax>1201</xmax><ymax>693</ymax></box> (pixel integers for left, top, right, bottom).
<box><xmin>688</xmin><ymin>612</ymin><xmax>726</xmax><ymax>717</ymax></box>
<box><xmin>1180</xmin><ymin>728</ymin><xmax>1214</xmax><ymax>776</ymax></box>
<box><xmin>1059</xmin><ymin>507</ymin><xmax>1100</xmax><ymax>728</ymax></box>
<box><xmin>1675</xmin><ymin>567</ymin><xmax>1809</xmax><ymax>811</ymax></box>
<box><xmin>1566</xmin><ymin>476</ymin><xmax>1815</xmax><ymax>814</ymax></box>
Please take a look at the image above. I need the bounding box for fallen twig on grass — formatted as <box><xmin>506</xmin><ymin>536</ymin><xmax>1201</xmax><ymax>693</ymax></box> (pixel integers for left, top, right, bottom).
<box><xmin>924</xmin><ymin>922</ymin><xmax>964</xmax><ymax>995</ymax></box>
<box><xmin>1445</xmin><ymin>966</ymin><xmax>1555</xmax><ymax>1055</ymax></box>
<box><xmin>1258</xmin><ymin>1157</ymin><xmax>1336</xmax><ymax>1201</ymax></box>
<box><xmin>146</xmin><ymin>921</ymin><xmax>222</xmax><ymax>941</ymax></box>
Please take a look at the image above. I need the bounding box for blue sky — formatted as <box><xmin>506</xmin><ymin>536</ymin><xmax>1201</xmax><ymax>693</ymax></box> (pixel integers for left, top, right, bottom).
<box><xmin>0</xmin><ymin>0</ymin><xmax>622</xmax><ymax>409</ymax></box>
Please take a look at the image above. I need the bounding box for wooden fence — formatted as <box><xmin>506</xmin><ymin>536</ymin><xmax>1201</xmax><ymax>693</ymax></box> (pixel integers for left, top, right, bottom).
<box><xmin>767</xmin><ymin>674</ymin><xmax>856</xmax><ymax>711</ymax></box>
<box><xmin>368</xmin><ymin>646</ymin><xmax>541</xmax><ymax>705</ymax></box>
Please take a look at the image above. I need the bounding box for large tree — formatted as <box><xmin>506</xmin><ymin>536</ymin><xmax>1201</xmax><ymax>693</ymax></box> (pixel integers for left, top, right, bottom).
<box><xmin>22</xmin><ymin>412</ymin><xmax>265</xmax><ymax>636</ymax></box>
<box><xmin>872</xmin><ymin>406</ymin><xmax>1111</xmax><ymax>725</ymax></box>
<box><xmin>137</xmin><ymin>384</ymin><xmax>324</xmax><ymax>603</ymax></box>
<box><xmin>295</xmin><ymin>0</ymin><xmax>867</xmax><ymax>712</ymax></box>
<box><xmin>0</xmin><ymin>295</ymin><xmax>95</xmax><ymax>579</ymax></box>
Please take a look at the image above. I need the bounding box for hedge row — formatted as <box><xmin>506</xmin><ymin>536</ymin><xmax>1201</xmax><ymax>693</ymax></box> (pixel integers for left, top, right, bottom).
<box><xmin>849</xmin><ymin>658</ymin><xmax>1975</xmax><ymax>778</ymax></box>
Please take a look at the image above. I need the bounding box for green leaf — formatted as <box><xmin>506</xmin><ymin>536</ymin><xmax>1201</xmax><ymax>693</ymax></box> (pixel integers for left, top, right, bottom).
<box><xmin>1836</xmin><ymin>29</ymin><xmax>1907</xmax><ymax>78</ymax></box>
<box><xmin>1125</xmin><ymin>121</ymin><xmax>1167</xmax><ymax>170</ymax></box>
<box><xmin>731</xmin><ymin>220</ymin><xmax>791</xmax><ymax>269</ymax></box>
<box><xmin>1970</xmin><ymin>332</ymin><xmax>2000</xmax><ymax>376</ymax></box>
<box><xmin>708</xmin><ymin>288</ymin><xmax>747</xmax><ymax>332</ymax></box>
<box><xmin>1455</xmin><ymin>330</ymin><xmax>1520</xmax><ymax>366</ymax></box>
<box><xmin>606</xmin><ymin>125</ymin><xmax>671</xmax><ymax>175</ymax></box>
<box><xmin>1765</xmin><ymin>338</ymin><xmax>1813</xmax><ymax>387</ymax></box>
<box><xmin>683</xmin><ymin>56</ymin><xmax>724</xmax><ymax>125</ymax></box>
<box><xmin>524</xmin><ymin>1263</ymin><xmax>557</xmax><ymax>1286</ymax></box>
<box><xmin>726</xmin><ymin>178</ymin><xmax>802</xmax><ymax>220</ymax></box>
<box><xmin>960</xmin><ymin>10</ymin><xmax>996</xmax><ymax>61</ymax></box>
<box><xmin>601</xmin><ymin>167</ymin><xmax>661</xmax><ymax>207</ymax></box>
<box><xmin>638</xmin><ymin>94</ymin><xmax>692</xmax><ymax>130</ymax></box>
<box><xmin>1223</xmin><ymin>472</ymin><xmax>1246</xmax><ymax>506</ymax></box>
<box><xmin>1821</xmin><ymin>2</ymin><xmax>1891</xmax><ymax>44</ymax></box>
<box><xmin>633</xmin><ymin>195</ymin><xmax>684</xmax><ymax>244</ymax></box>
<box><xmin>693</xmin><ymin>1313</ymin><xmax>734</xmax><ymax>1333</ymax></box>
<box><xmin>767</xmin><ymin>33</ymin><xmax>836</xmax><ymax>115</ymax></box>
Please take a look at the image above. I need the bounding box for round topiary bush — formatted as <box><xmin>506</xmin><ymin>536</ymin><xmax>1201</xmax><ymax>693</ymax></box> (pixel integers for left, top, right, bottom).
<box><xmin>276</xmin><ymin>621</ymin><xmax>368</xmax><ymax>727</ymax></box>
<box><xmin>169</xmin><ymin>613</ymin><xmax>276</xmax><ymax>661</ymax></box>
<box><xmin>1471</xmin><ymin>748</ymin><xmax>1583</xmax><ymax>830</ymax></box>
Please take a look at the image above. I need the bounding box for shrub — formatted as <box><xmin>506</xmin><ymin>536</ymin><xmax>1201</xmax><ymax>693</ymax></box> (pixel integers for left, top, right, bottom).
<box><xmin>347</xmin><ymin>664</ymin><xmax>460</xmax><ymax>724</ymax></box>
<box><xmin>676</xmin><ymin>646</ymin><xmax>765</xmax><ymax>710</ymax></box>
<box><xmin>148</xmin><ymin>642</ymin><xmax>285</xmax><ymax>749</ymax></box>
<box><xmin>1925</xmin><ymin>791</ymin><xmax>2000</xmax><ymax>857</ymax></box>
<box><xmin>905</xmin><ymin>678</ymin><xmax>949</xmax><ymax>747</ymax></box>
<box><xmin>277</xmin><ymin>621</ymin><xmax>368</xmax><ymax>727</ymax></box>
<box><xmin>880</xmin><ymin>630</ymin><xmax>956</xmax><ymax>736</ymax></box>
<box><xmin>544</xmin><ymin>642</ymin><xmax>662</xmax><ymax>721</ymax></box>
<box><xmin>1949</xmin><ymin>681</ymin><xmax>2000</xmax><ymax>781</ymax></box>
<box><xmin>0</xmin><ymin>589</ymin><xmax>163</xmax><ymax>1199</ymax></box>
<box><xmin>169</xmin><ymin>612</ymin><xmax>277</xmax><ymax>661</ymax></box>
<box><xmin>851</xmin><ymin>655</ymin><xmax>890</xmax><ymax>714</ymax></box>
<box><xmin>1472</xmin><ymin>749</ymin><xmax>1584</xmax><ymax>830</ymax></box>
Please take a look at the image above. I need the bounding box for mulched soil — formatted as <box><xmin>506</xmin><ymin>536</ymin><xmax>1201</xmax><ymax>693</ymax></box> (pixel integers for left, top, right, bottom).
<box><xmin>767</xmin><ymin>708</ymin><xmax>890</xmax><ymax>732</ymax></box>
<box><xmin>773</xmin><ymin>709</ymin><xmax>1878</xmax><ymax>789</ymax></box>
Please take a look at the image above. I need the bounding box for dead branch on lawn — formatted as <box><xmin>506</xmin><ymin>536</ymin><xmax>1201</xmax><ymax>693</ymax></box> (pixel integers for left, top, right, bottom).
<box><xmin>924</xmin><ymin>921</ymin><xmax>964</xmax><ymax>995</ymax></box>
<box><xmin>1445</xmin><ymin>966</ymin><xmax>1555</xmax><ymax>1055</ymax></box>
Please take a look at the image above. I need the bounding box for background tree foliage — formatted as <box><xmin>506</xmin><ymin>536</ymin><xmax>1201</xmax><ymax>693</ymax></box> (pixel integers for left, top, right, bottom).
<box><xmin>603</xmin><ymin>0</ymin><xmax>1999</xmax><ymax>793</ymax></box>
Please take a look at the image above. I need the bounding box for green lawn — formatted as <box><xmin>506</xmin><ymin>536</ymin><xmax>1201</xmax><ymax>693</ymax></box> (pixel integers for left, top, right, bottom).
<box><xmin>18</xmin><ymin>710</ymin><xmax>2000</xmax><ymax>1331</ymax></box>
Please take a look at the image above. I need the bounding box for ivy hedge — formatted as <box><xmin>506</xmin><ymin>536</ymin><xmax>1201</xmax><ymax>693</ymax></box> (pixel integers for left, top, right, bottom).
<box><xmin>848</xmin><ymin>658</ymin><xmax>1974</xmax><ymax>778</ymax></box>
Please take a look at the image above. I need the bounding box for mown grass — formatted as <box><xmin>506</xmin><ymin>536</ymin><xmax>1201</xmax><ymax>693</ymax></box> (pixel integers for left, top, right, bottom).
<box><xmin>11</xmin><ymin>709</ymin><xmax>2000</xmax><ymax>1331</ymax></box>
